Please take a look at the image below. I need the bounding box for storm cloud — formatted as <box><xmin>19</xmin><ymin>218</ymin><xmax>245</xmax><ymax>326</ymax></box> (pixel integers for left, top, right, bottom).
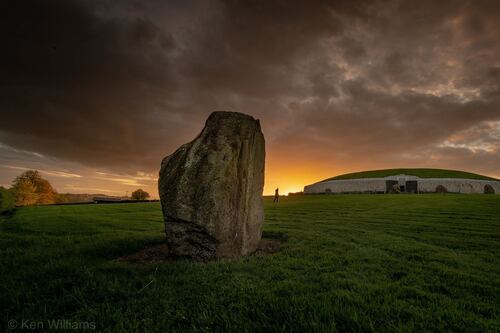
<box><xmin>1</xmin><ymin>0</ymin><xmax>499</xmax><ymax>195</ymax></box>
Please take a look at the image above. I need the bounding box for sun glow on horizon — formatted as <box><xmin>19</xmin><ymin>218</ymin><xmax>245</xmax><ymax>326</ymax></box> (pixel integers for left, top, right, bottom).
<box><xmin>263</xmin><ymin>160</ymin><xmax>343</xmax><ymax>196</ymax></box>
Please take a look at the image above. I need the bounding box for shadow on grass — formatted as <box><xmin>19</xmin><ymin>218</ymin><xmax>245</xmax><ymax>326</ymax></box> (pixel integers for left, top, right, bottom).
<box><xmin>115</xmin><ymin>231</ymin><xmax>287</xmax><ymax>264</ymax></box>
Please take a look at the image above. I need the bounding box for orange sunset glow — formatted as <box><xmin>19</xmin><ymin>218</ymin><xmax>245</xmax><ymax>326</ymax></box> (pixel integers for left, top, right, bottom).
<box><xmin>1</xmin><ymin>0</ymin><xmax>499</xmax><ymax>198</ymax></box>
<box><xmin>2</xmin><ymin>2</ymin><xmax>500</xmax><ymax>332</ymax></box>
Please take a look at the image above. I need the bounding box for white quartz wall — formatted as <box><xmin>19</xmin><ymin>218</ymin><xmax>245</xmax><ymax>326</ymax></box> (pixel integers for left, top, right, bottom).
<box><xmin>304</xmin><ymin>178</ymin><xmax>500</xmax><ymax>194</ymax></box>
<box><xmin>418</xmin><ymin>179</ymin><xmax>500</xmax><ymax>194</ymax></box>
<box><xmin>304</xmin><ymin>178</ymin><xmax>386</xmax><ymax>194</ymax></box>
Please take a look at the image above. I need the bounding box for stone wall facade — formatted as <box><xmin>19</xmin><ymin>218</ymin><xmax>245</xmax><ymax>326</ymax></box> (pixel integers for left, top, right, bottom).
<box><xmin>304</xmin><ymin>174</ymin><xmax>500</xmax><ymax>194</ymax></box>
<box><xmin>304</xmin><ymin>178</ymin><xmax>387</xmax><ymax>194</ymax></box>
<box><xmin>417</xmin><ymin>179</ymin><xmax>500</xmax><ymax>194</ymax></box>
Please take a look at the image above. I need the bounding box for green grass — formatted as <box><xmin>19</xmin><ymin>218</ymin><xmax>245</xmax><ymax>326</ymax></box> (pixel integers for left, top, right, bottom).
<box><xmin>1</xmin><ymin>196</ymin><xmax>500</xmax><ymax>332</ymax></box>
<box><xmin>321</xmin><ymin>168</ymin><xmax>498</xmax><ymax>182</ymax></box>
<box><xmin>0</xmin><ymin>187</ymin><xmax>15</xmax><ymax>214</ymax></box>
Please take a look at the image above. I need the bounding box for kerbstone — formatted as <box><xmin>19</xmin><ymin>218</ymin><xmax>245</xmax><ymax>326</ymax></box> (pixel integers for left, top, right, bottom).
<box><xmin>158</xmin><ymin>111</ymin><xmax>265</xmax><ymax>259</ymax></box>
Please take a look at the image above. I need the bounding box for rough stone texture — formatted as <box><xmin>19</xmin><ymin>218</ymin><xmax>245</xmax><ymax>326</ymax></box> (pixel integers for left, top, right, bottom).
<box><xmin>158</xmin><ymin>111</ymin><xmax>265</xmax><ymax>260</ymax></box>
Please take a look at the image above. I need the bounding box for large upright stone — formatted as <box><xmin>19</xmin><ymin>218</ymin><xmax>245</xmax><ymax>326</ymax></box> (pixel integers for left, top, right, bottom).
<box><xmin>158</xmin><ymin>111</ymin><xmax>265</xmax><ymax>260</ymax></box>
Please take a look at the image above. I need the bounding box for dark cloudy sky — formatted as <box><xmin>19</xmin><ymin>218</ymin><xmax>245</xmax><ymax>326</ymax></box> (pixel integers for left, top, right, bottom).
<box><xmin>1</xmin><ymin>0</ymin><xmax>499</xmax><ymax>196</ymax></box>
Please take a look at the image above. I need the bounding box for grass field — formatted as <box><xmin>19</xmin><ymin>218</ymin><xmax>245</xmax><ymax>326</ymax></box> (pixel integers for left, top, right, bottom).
<box><xmin>1</xmin><ymin>195</ymin><xmax>500</xmax><ymax>332</ymax></box>
<box><xmin>321</xmin><ymin>168</ymin><xmax>498</xmax><ymax>182</ymax></box>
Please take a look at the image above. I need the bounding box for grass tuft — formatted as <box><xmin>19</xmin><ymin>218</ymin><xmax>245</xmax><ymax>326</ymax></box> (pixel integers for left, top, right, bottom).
<box><xmin>1</xmin><ymin>196</ymin><xmax>500</xmax><ymax>331</ymax></box>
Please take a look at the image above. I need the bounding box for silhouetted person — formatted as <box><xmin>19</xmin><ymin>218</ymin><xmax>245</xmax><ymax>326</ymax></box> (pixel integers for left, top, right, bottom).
<box><xmin>274</xmin><ymin>187</ymin><xmax>279</xmax><ymax>203</ymax></box>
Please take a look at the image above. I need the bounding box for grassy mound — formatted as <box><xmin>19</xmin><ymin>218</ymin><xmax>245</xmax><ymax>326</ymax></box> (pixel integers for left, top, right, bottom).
<box><xmin>321</xmin><ymin>168</ymin><xmax>498</xmax><ymax>182</ymax></box>
<box><xmin>1</xmin><ymin>197</ymin><xmax>500</xmax><ymax>331</ymax></box>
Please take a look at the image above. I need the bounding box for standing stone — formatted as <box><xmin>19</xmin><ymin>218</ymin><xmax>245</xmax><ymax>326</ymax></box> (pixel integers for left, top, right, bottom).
<box><xmin>158</xmin><ymin>111</ymin><xmax>265</xmax><ymax>260</ymax></box>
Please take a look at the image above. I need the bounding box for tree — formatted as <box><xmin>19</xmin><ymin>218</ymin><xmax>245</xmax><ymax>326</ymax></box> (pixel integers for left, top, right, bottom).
<box><xmin>11</xmin><ymin>170</ymin><xmax>57</xmax><ymax>206</ymax></box>
<box><xmin>12</xmin><ymin>178</ymin><xmax>38</xmax><ymax>206</ymax></box>
<box><xmin>131</xmin><ymin>189</ymin><xmax>150</xmax><ymax>201</ymax></box>
<box><xmin>0</xmin><ymin>186</ymin><xmax>15</xmax><ymax>213</ymax></box>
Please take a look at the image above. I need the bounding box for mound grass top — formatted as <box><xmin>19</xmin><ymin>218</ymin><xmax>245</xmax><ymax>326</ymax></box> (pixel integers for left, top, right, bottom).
<box><xmin>321</xmin><ymin>168</ymin><xmax>498</xmax><ymax>182</ymax></box>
